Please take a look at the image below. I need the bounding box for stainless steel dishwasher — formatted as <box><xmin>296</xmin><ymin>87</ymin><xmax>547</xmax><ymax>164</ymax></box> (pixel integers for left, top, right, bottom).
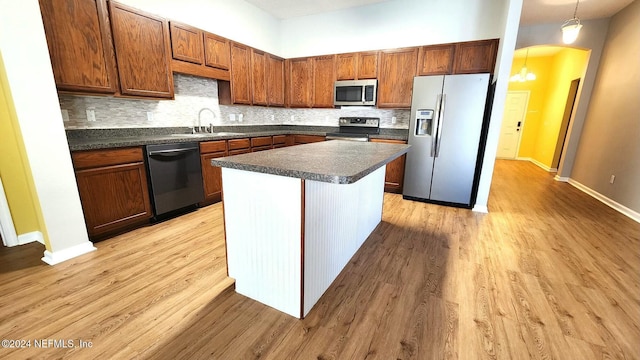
<box><xmin>145</xmin><ymin>142</ymin><xmax>204</xmax><ymax>218</ymax></box>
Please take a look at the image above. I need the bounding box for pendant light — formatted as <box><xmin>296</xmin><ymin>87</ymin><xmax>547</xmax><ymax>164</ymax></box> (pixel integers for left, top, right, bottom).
<box><xmin>562</xmin><ymin>0</ymin><xmax>583</xmax><ymax>44</ymax></box>
<box><xmin>510</xmin><ymin>48</ymin><xmax>536</xmax><ymax>82</ymax></box>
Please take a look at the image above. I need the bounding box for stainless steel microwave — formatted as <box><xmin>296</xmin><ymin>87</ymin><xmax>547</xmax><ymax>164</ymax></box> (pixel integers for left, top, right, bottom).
<box><xmin>334</xmin><ymin>79</ymin><xmax>377</xmax><ymax>106</ymax></box>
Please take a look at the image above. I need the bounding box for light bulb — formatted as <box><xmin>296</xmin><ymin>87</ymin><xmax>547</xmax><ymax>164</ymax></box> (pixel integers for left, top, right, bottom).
<box><xmin>562</xmin><ymin>22</ymin><xmax>582</xmax><ymax>44</ymax></box>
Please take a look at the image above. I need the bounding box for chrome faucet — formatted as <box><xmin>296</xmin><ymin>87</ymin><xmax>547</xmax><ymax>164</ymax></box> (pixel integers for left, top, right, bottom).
<box><xmin>196</xmin><ymin>107</ymin><xmax>216</xmax><ymax>133</ymax></box>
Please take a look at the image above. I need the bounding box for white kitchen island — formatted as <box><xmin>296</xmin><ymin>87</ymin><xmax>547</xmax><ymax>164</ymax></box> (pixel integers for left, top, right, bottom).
<box><xmin>211</xmin><ymin>140</ymin><xmax>410</xmax><ymax>318</ymax></box>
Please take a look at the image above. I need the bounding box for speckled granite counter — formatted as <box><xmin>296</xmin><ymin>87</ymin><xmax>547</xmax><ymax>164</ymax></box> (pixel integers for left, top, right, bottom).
<box><xmin>65</xmin><ymin>126</ymin><xmax>408</xmax><ymax>151</ymax></box>
<box><xmin>211</xmin><ymin>140</ymin><xmax>410</xmax><ymax>184</ymax></box>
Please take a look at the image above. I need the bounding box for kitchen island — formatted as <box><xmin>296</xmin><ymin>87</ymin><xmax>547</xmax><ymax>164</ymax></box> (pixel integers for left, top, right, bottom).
<box><xmin>211</xmin><ymin>140</ymin><xmax>410</xmax><ymax>318</ymax></box>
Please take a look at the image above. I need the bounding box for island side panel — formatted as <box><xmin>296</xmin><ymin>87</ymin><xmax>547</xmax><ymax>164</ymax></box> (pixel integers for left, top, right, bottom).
<box><xmin>303</xmin><ymin>166</ymin><xmax>386</xmax><ymax>316</ymax></box>
<box><xmin>222</xmin><ymin>168</ymin><xmax>302</xmax><ymax>318</ymax></box>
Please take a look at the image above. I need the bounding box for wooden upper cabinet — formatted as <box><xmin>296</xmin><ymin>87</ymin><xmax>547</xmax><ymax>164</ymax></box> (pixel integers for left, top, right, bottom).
<box><xmin>377</xmin><ymin>47</ymin><xmax>418</xmax><ymax>109</ymax></box>
<box><xmin>109</xmin><ymin>1</ymin><xmax>174</xmax><ymax>98</ymax></box>
<box><xmin>453</xmin><ymin>39</ymin><xmax>499</xmax><ymax>74</ymax></box>
<box><xmin>287</xmin><ymin>57</ymin><xmax>313</xmax><ymax>108</ymax></box>
<box><xmin>336</xmin><ymin>51</ymin><xmax>378</xmax><ymax>80</ymax></box>
<box><xmin>357</xmin><ymin>52</ymin><xmax>378</xmax><ymax>79</ymax></box>
<box><xmin>169</xmin><ymin>22</ymin><xmax>203</xmax><ymax>65</ymax></box>
<box><xmin>312</xmin><ymin>55</ymin><xmax>336</xmax><ymax>108</ymax></box>
<box><xmin>417</xmin><ymin>44</ymin><xmax>455</xmax><ymax>75</ymax></box>
<box><xmin>204</xmin><ymin>33</ymin><xmax>230</xmax><ymax>70</ymax></box>
<box><xmin>229</xmin><ymin>42</ymin><xmax>252</xmax><ymax>105</ymax></box>
<box><xmin>336</xmin><ymin>53</ymin><xmax>357</xmax><ymax>80</ymax></box>
<box><xmin>251</xmin><ymin>49</ymin><xmax>268</xmax><ymax>106</ymax></box>
<box><xmin>267</xmin><ymin>54</ymin><xmax>285</xmax><ymax>107</ymax></box>
<box><xmin>39</xmin><ymin>0</ymin><xmax>118</xmax><ymax>94</ymax></box>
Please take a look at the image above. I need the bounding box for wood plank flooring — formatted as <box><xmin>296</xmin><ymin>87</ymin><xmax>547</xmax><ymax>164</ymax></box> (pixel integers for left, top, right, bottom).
<box><xmin>0</xmin><ymin>159</ymin><xmax>638</xmax><ymax>359</ymax></box>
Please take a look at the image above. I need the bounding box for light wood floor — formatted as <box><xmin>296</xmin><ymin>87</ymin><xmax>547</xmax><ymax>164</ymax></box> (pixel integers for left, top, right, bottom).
<box><xmin>1</xmin><ymin>160</ymin><xmax>638</xmax><ymax>359</ymax></box>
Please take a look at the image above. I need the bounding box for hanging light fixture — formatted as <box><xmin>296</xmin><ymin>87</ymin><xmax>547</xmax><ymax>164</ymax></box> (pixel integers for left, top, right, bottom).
<box><xmin>510</xmin><ymin>48</ymin><xmax>536</xmax><ymax>82</ymax></box>
<box><xmin>562</xmin><ymin>0</ymin><xmax>583</xmax><ymax>44</ymax></box>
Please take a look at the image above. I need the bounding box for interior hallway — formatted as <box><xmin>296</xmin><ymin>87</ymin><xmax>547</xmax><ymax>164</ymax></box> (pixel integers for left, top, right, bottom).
<box><xmin>0</xmin><ymin>159</ymin><xmax>638</xmax><ymax>359</ymax></box>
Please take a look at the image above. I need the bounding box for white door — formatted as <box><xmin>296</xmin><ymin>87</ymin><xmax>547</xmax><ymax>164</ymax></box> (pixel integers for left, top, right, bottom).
<box><xmin>496</xmin><ymin>91</ymin><xmax>529</xmax><ymax>159</ymax></box>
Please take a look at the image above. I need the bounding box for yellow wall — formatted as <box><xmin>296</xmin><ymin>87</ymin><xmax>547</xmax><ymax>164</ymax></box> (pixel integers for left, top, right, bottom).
<box><xmin>533</xmin><ymin>48</ymin><xmax>589</xmax><ymax>168</ymax></box>
<box><xmin>0</xmin><ymin>52</ymin><xmax>49</xmax><ymax>246</ymax></box>
<box><xmin>507</xmin><ymin>47</ymin><xmax>589</xmax><ymax>168</ymax></box>
<box><xmin>507</xmin><ymin>55</ymin><xmax>554</xmax><ymax>158</ymax></box>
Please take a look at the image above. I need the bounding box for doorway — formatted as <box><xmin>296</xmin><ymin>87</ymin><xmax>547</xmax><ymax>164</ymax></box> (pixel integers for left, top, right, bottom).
<box><xmin>551</xmin><ymin>78</ymin><xmax>580</xmax><ymax>169</ymax></box>
<box><xmin>496</xmin><ymin>91</ymin><xmax>529</xmax><ymax>159</ymax></box>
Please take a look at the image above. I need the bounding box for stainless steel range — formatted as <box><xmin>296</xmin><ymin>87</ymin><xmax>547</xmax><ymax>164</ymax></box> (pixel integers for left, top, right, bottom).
<box><xmin>326</xmin><ymin>117</ymin><xmax>380</xmax><ymax>142</ymax></box>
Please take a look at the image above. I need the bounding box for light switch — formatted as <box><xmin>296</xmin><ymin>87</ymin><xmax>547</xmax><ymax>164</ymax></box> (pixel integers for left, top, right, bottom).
<box><xmin>86</xmin><ymin>109</ymin><xmax>96</xmax><ymax>122</ymax></box>
<box><xmin>147</xmin><ymin>111</ymin><xmax>154</xmax><ymax>121</ymax></box>
<box><xmin>229</xmin><ymin>114</ymin><xmax>236</xmax><ymax>121</ymax></box>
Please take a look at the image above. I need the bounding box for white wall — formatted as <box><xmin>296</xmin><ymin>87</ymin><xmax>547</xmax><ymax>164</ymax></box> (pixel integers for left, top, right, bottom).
<box><xmin>0</xmin><ymin>0</ymin><xmax>94</xmax><ymax>261</ymax></box>
<box><xmin>117</xmin><ymin>0</ymin><xmax>281</xmax><ymax>55</ymax></box>
<box><xmin>570</xmin><ymin>0</ymin><xmax>640</xmax><ymax>214</ymax></box>
<box><xmin>515</xmin><ymin>19</ymin><xmax>610</xmax><ymax>179</ymax></box>
<box><xmin>280</xmin><ymin>0</ymin><xmax>507</xmax><ymax>58</ymax></box>
<box><xmin>474</xmin><ymin>0</ymin><xmax>523</xmax><ymax>212</ymax></box>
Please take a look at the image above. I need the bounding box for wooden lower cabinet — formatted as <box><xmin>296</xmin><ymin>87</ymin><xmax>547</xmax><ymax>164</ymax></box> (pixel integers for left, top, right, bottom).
<box><xmin>72</xmin><ymin>147</ymin><xmax>152</xmax><ymax>238</ymax></box>
<box><xmin>200</xmin><ymin>140</ymin><xmax>227</xmax><ymax>205</ymax></box>
<box><xmin>293</xmin><ymin>135</ymin><xmax>325</xmax><ymax>145</ymax></box>
<box><xmin>371</xmin><ymin>139</ymin><xmax>407</xmax><ymax>193</ymax></box>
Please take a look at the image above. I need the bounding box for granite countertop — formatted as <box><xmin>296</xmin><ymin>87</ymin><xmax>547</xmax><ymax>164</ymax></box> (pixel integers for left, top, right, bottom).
<box><xmin>211</xmin><ymin>140</ymin><xmax>411</xmax><ymax>184</ymax></box>
<box><xmin>65</xmin><ymin>126</ymin><xmax>409</xmax><ymax>151</ymax></box>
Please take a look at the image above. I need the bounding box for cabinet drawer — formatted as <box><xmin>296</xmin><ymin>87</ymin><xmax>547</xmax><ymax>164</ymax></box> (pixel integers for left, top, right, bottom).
<box><xmin>294</xmin><ymin>135</ymin><xmax>325</xmax><ymax>144</ymax></box>
<box><xmin>251</xmin><ymin>145</ymin><xmax>271</xmax><ymax>152</ymax></box>
<box><xmin>229</xmin><ymin>148</ymin><xmax>251</xmax><ymax>156</ymax></box>
<box><xmin>200</xmin><ymin>140</ymin><xmax>227</xmax><ymax>154</ymax></box>
<box><xmin>228</xmin><ymin>138</ymin><xmax>251</xmax><ymax>150</ymax></box>
<box><xmin>251</xmin><ymin>136</ymin><xmax>272</xmax><ymax>147</ymax></box>
<box><xmin>273</xmin><ymin>135</ymin><xmax>287</xmax><ymax>145</ymax></box>
<box><xmin>72</xmin><ymin>147</ymin><xmax>144</xmax><ymax>170</ymax></box>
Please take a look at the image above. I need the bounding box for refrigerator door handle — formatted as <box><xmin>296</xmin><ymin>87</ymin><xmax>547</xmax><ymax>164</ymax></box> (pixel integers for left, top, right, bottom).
<box><xmin>435</xmin><ymin>94</ymin><xmax>446</xmax><ymax>157</ymax></box>
<box><xmin>431</xmin><ymin>94</ymin><xmax>442</xmax><ymax>157</ymax></box>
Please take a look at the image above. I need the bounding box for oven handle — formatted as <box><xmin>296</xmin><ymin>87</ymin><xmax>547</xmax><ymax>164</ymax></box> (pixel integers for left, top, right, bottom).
<box><xmin>148</xmin><ymin>147</ymin><xmax>199</xmax><ymax>157</ymax></box>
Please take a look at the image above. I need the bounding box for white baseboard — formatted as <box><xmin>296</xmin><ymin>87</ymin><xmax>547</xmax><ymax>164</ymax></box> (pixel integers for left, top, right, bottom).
<box><xmin>41</xmin><ymin>241</ymin><xmax>97</xmax><ymax>265</ymax></box>
<box><xmin>568</xmin><ymin>179</ymin><xmax>640</xmax><ymax>223</ymax></box>
<box><xmin>17</xmin><ymin>231</ymin><xmax>44</xmax><ymax>245</ymax></box>
<box><xmin>472</xmin><ymin>204</ymin><xmax>488</xmax><ymax>213</ymax></box>
<box><xmin>516</xmin><ymin>157</ymin><xmax>557</xmax><ymax>172</ymax></box>
<box><xmin>554</xmin><ymin>175</ymin><xmax>569</xmax><ymax>182</ymax></box>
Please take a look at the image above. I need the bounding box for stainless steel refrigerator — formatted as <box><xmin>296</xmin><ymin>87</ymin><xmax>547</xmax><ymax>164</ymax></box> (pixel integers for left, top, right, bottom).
<box><xmin>403</xmin><ymin>74</ymin><xmax>490</xmax><ymax>207</ymax></box>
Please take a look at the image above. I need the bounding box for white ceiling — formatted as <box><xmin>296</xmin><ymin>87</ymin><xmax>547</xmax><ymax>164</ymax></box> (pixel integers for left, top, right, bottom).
<box><xmin>244</xmin><ymin>0</ymin><xmax>634</xmax><ymax>24</ymax></box>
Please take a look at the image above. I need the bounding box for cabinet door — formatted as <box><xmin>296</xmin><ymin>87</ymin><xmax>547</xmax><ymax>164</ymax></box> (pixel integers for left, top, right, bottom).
<box><xmin>201</xmin><ymin>151</ymin><xmax>226</xmax><ymax>204</ymax></box>
<box><xmin>75</xmin><ymin>162</ymin><xmax>152</xmax><ymax>237</ymax></box>
<box><xmin>312</xmin><ymin>55</ymin><xmax>336</xmax><ymax>108</ymax></box>
<box><xmin>336</xmin><ymin>53</ymin><xmax>357</xmax><ymax>80</ymax></box>
<box><xmin>453</xmin><ymin>39</ymin><xmax>498</xmax><ymax>74</ymax></box>
<box><xmin>267</xmin><ymin>54</ymin><xmax>285</xmax><ymax>107</ymax></box>
<box><xmin>39</xmin><ymin>0</ymin><xmax>118</xmax><ymax>94</ymax></box>
<box><xmin>251</xmin><ymin>49</ymin><xmax>268</xmax><ymax>106</ymax></box>
<box><xmin>109</xmin><ymin>1</ymin><xmax>174</xmax><ymax>98</ymax></box>
<box><xmin>417</xmin><ymin>44</ymin><xmax>454</xmax><ymax>75</ymax></box>
<box><xmin>377</xmin><ymin>48</ymin><xmax>418</xmax><ymax>109</ymax></box>
<box><xmin>204</xmin><ymin>32</ymin><xmax>230</xmax><ymax>70</ymax></box>
<box><xmin>288</xmin><ymin>58</ymin><xmax>313</xmax><ymax>108</ymax></box>
<box><xmin>371</xmin><ymin>139</ymin><xmax>407</xmax><ymax>193</ymax></box>
<box><xmin>169</xmin><ymin>22</ymin><xmax>203</xmax><ymax>64</ymax></box>
<box><xmin>229</xmin><ymin>42</ymin><xmax>252</xmax><ymax>104</ymax></box>
<box><xmin>357</xmin><ymin>51</ymin><xmax>378</xmax><ymax>79</ymax></box>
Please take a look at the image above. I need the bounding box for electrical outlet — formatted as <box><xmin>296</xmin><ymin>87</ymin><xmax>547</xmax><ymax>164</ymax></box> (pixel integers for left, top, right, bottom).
<box><xmin>238</xmin><ymin>114</ymin><xmax>243</xmax><ymax>122</ymax></box>
<box><xmin>391</xmin><ymin>116</ymin><xmax>397</xmax><ymax>124</ymax></box>
<box><xmin>610</xmin><ymin>175</ymin><xmax>616</xmax><ymax>184</ymax></box>
<box><xmin>229</xmin><ymin>114</ymin><xmax>236</xmax><ymax>121</ymax></box>
<box><xmin>86</xmin><ymin>109</ymin><xmax>96</xmax><ymax>122</ymax></box>
<box><xmin>270</xmin><ymin>115</ymin><xmax>275</xmax><ymax>121</ymax></box>
<box><xmin>291</xmin><ymin>115</ymin><xmax>295</xmax><ymax>122</ymax></box>
<box><xmin>147</xmin><ymin>111</ymin><xmax>154</xmax><ymax>121</ymax></box>
<box><xmin>61</xmin><ymin>109</ymin><xmax>69</xmax><ymax>122</ymax></box>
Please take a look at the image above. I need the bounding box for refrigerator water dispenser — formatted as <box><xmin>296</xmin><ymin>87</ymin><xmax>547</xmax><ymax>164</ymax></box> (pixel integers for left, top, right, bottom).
<box><xmin>415</xmin><ymin>109</ymin><xmax>434</xmax><ymax>136</ymax></box>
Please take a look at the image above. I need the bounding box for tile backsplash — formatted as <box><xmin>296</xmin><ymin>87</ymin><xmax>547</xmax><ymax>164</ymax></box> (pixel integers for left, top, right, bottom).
<box><xmin>59</xmin><ymin>74</ymin><xmax>409</xmax><ymax>129</ymax></box>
